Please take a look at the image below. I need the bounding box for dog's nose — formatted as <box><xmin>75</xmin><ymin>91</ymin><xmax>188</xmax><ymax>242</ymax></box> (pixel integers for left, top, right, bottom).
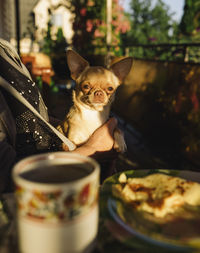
<box><xmin>93</xmin><ymin>90</ymin><xmax>105</xmax><ymax>103</ymax></box>
<box><xmin>94</xmin><ymin>90</ymin><xmax>104</xmax><ymax>97</ymax></box>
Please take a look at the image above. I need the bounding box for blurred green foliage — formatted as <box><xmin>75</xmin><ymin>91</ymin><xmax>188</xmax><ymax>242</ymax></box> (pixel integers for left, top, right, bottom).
<box><xmin>124</xmin><ymin>0</ymin><xmax>178</xmax><ymax>45</ymax></box>
<box><xmin>180</xmin><ymin>0</ymin><xmax>200</xmax><ymax>37</ymax></box>
<box><xmin>121</xmin><ymin>0</ymin><xmax>179</xmax><ymax>60</ymax></box>
<box><xmin>42</xmin><ymin>20</ymin><xmax>70</xmax><ymax>79</ymax></box>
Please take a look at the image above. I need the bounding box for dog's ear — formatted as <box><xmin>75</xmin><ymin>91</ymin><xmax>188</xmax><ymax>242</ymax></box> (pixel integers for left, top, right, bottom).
<box><xmin>110</xmin><ymin>57</ymin><xmax>133</xmax><ymax>83</ymax></box>
<box><xmin>67</xmin><ymin>50</ymin><xmax>89</xmax><ymax>80</ymax></box>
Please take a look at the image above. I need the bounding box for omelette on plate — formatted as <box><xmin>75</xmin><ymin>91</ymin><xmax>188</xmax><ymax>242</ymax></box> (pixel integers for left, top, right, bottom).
<box><xmin>112</xmin><ymin>173</ymin><xmax>200</xmax><ymax>218</ymax></box>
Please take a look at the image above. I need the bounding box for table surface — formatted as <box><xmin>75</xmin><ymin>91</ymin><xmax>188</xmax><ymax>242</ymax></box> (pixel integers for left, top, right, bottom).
<box><xmin>0</xmin><ymin>193</ymin><xmax>140</xmax><ymax>253</ymax></box>
<box><xmin>2</xmin><ymin>169</ymin><xmax>200</xmax><ymax>253</ymax></box>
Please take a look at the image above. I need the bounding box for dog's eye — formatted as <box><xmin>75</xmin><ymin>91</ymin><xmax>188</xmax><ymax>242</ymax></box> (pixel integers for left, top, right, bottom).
<box><xmin>107</xmin><ymin>86</ymin><xmax>114</xmax><ymax>92</ymax></box>
<box><xmin>82</xmin><ymin>84</ymin><xmax>90</xmax><ymax>90</ymax></box>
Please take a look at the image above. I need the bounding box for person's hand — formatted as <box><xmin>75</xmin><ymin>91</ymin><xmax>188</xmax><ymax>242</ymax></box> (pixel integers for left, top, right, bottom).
<box><xmin>85</xmin><ymin>117</ymin><xmax>117</xmax><ymax>152</ymax></box>
<box><xmin>68</xmin><ymin>117</ymin><xmax>118</xmax><ymax>157</ymax></box>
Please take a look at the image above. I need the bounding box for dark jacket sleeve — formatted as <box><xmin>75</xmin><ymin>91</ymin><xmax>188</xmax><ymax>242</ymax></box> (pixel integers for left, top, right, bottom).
<box><xmin>0</xmin><ymin>136</ymin><xmax>16</xmax><ymax>192</ymax></box>
<box><xmin>0</xmin><ymin>92</ymin><xmax>17</xmax><ymax>192</ymax></box>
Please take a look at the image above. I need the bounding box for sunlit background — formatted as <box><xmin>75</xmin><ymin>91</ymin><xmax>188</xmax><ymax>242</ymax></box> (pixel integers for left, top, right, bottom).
<box><xmin>0</xmin><ymin>0</ymin><xmax>200</xmax><ymax>170</ymax></box>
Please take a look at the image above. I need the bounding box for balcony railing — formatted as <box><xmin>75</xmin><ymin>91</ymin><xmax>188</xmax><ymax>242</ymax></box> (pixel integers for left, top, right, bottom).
<box><xmin>103</xmin><ymin>43</ymin><xmax>200</xmax><ymax>64</ymax></box>
<box><xmin>124</xmin><ymin>43</ymin><xmax>200</xmax><ymax>63</ymax></box>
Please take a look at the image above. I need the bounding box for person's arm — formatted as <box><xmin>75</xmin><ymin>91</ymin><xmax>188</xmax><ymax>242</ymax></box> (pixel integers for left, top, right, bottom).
<box><xmin>0</xmin><ymin>90</ymin><xmax>17</xmax><ymax>192</ymax></box>
<box><xmin>63</xmin><ymin>117</ymin><xmax>117</xmax><ymax>157</ymax></box>
<box><xmin>0</xmin><ymin>129</ymin><xmax>16</xmax><ymax>192</ymax></box>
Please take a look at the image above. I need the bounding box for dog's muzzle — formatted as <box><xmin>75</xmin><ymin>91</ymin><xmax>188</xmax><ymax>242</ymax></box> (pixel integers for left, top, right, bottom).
<box><xmin>92</xmin><ymin>90</ymin><xmax>105</xmax><ymax>103</ymax></box>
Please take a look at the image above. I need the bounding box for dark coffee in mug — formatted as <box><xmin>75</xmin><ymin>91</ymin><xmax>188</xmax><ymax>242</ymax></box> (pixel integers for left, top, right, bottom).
<box><xmin>20</xmin><ymin>163</ymin><xmax>93</xmax><ymax>183</ymax></box>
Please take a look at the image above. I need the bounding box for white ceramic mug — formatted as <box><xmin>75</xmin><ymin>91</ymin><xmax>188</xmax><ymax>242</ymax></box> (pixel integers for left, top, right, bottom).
<box><xmin>12</xmin><ymin>152</ymin><xmax>100</xmax><ymax>253</ymax></box>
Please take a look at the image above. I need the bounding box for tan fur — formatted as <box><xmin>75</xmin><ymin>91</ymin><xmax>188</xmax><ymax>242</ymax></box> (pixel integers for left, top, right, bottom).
<box><xmin>57</xmin><ymin>50</ymin><xmax>133</xmax><ymax>151</ymax></box>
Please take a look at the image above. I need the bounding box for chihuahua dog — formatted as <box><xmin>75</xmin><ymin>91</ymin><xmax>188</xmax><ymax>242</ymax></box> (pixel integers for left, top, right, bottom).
<box><xmin>57</xmin><ymin>50</ymin><xmax>133</xmax><ymax>152</ymax></box>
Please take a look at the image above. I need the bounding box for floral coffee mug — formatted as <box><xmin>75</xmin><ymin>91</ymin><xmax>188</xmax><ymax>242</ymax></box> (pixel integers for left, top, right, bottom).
<box><xmin>12</xmin><ymin>152</ymin><xmax>100</xmax><ymax>253</ymax></box>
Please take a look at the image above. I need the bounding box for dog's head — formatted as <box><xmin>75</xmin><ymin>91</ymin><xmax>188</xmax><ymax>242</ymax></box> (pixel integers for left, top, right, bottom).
<box><xmin>67</xmin><ymin>50</ymin><xmax>133</xmax><ymax>111</ymax></box>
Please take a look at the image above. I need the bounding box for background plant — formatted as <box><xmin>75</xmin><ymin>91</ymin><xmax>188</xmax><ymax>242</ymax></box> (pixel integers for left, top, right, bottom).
<box><xmin>122</xmin><ymin>0</ymin><xmax>178</xmax><ymax>59</ymax></box>
<box><xmin>68</xmin><ymin>0</ymin><xmax>130</xmax><ymax>58</ymax></box>
<box><xmin>42</xmin><ymin>15</ymin><xmax>70</xmax><ymax>80</ymax></box>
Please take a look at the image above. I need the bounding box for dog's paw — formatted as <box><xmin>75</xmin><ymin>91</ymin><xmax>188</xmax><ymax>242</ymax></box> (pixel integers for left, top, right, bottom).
<box><xmin>57</xmin><ymin>121</ymin><xmax>69</xmax><ymax>136</ymax></box>
<box><xmin>57</xmin><ymin>124</ymin><xmax>64</xmax><ymax>134</ymax></box>
<box><xmin>113</xmin><ymin>128</ymin><xmax>127</xmax><ymax>153</ymax></box>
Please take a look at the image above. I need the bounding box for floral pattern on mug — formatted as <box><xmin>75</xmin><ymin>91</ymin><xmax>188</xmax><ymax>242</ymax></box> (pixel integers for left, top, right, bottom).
<box><xmin>15</xmin><ymin>180</ymin><xmax>98</xmax><ymax>222</ymax></box>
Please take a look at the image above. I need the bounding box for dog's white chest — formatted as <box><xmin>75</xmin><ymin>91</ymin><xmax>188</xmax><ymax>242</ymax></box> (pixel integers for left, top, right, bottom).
<box><xmin>68</xmin><ymin>107</ymin><xmax>108</xmax><ymax>145</ymax></box>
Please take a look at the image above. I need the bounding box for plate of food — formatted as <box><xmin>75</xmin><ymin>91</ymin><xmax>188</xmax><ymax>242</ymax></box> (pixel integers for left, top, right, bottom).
<box><xmin>100</xmin><ymin>169</ymin><xmax>200</xmax><ymax>252</ymax></box>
